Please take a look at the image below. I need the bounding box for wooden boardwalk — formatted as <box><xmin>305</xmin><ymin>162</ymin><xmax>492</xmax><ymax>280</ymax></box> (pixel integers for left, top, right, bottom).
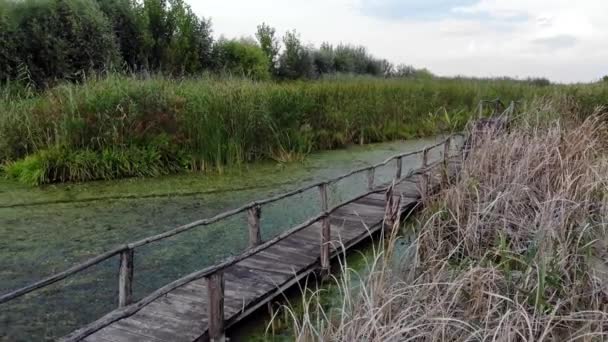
<box><xmin>76</xmin><ymin>157</ymin><xmax>461</xmax><ymax>342</ymax></box>
<box><xmin>0</xmin><ymin>132</ymin><xmax>476</xmax><ymax>342</ymax></box>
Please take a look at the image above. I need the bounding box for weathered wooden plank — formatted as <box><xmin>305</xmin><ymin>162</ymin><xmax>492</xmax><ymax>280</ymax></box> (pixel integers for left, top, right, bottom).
<box><xmin>237</xmin><ymin>258</ymin><xmax>297</xmax><ymax>280</ymax></box>
<box><xmin>88</xmin><ymin>325</ymin><xmax>164</xmax><ymax>342</ymax></box>
<box><xmin>258</xmin><ymin>249</ymin><xmax>315</xmax><ymax>269</ymax></box>
<box><xmin>114</xmin><ymin>313</ymin><xmax>199</xmax><ymax>342</ymax></box>
<box><xmin>242</xmin><ymin>253</ymin><xmax>302</xmax><ymax>275</ymax></box>
<box><xmin>224</xmin><ymin>265</ymin><xmax>286</xmax><ymax>292</ymax></box>
<box><xmin>272</xmin><ymin>234</ymin><xmax>320</xmax><ymax>258</ymax></box>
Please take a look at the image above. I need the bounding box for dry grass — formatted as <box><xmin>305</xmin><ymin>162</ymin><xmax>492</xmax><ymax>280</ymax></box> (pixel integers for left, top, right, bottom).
<box><xmin>278</xmin><ymin>106</ymin><xmax>608</xmax><ymax>341</ymax></box>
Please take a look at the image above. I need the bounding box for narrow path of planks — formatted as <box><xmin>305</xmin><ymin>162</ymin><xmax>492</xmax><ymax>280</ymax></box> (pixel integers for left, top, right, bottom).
<box><xmin>79</xmin><ymin>158</ymin><xmax>461</xmax><ymax>342</ymax></box>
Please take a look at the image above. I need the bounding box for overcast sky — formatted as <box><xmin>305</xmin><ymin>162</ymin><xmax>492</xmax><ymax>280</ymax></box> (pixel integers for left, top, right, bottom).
<box><xmin>189</xmin><ymin>0</ymin><xmax>607</xmax><ymax>83</ymax></box>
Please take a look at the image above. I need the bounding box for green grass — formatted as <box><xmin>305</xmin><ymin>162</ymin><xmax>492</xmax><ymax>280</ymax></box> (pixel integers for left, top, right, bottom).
<box><xmin>1</xmin><ymin>74</ymin><xmax>607</xmax><ymax>184</ymax></box>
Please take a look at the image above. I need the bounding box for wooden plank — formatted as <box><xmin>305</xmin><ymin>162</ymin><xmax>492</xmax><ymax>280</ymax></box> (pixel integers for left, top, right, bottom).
<box><xmin>88</xmin><ymin>325</ymin><xmax>165</xmax><ymax>342</ymax></box>
<box><xmin>237</xmin><ymin>258</ymin><xmax>296</xmax><ymax>281</ymax></box>
<box><xmin>114</xmin><ymin>313</ymin><xmax>199</xmax><ymax>342</ymax></box>
<box><xmin>273</xmin><ymin>233</ymin><xmax>320</xmax><ymax>257</ymax></box>
<box><xmin>259</xmin><ymin>248</ymin><xmax>316</xmax><ymax>267</ymax></box>
<box><xmin>241</xmin><ymin>253</ymin><xmax>302</xmax><ymax>275</ymax></box>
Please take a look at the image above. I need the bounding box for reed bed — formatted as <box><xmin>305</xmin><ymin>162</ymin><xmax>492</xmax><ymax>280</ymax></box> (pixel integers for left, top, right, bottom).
<box><xmin>4</xmin><ymin>75</ymin><xmax>605</xmax><ymax>185</ymax></box>
<box><xmin>278</xmin><ymin>104</ymin><xmax>608</xmax><ymax>341</ymax></box>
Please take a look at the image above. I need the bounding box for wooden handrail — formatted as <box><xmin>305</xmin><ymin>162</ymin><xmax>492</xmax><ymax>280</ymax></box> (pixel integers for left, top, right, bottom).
<box><xmin>0</xmin><ymin>134</ymin><xmax>458</xmax><ymax>312</ymax></box>
<box><xmin>59</xmin><ymin>183</ymin><xmax>406</xmax><ymax>342</ymax></box>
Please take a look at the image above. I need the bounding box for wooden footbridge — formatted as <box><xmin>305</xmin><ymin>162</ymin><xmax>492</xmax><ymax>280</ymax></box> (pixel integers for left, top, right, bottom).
<box><xmin>2</xmin><ymin>99</ymin><xmax>515</xmax><ymax>342</ymax></box>
<box><xmin>1</xmin><ymin>137</ymin><xmax>463</xmax><ymax>342</ymax></box>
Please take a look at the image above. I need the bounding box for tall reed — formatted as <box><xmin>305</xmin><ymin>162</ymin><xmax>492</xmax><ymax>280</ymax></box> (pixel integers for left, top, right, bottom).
<box><xmin>277</xmin><ymin>106</ymin><xmax>608</xmax><ymax>341</ymax></box>
<box><xmin>1</xmin><ymin>75</ymin><xmax>606</xmax><ymax>184</ymax></box>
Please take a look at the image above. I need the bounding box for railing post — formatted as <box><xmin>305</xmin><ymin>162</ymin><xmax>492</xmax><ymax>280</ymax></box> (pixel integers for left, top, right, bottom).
<box><xmin>118</xmin><ymin>248</ymin><xmax>134</xmax><ymax>308</ymax></box>
<box><xmin>247</xmin><ymin>205</ymin><xmax>262</xmax><ymax>248</ymax></box>
<box><xmin>367</xmin><ymin>167</ymin><xmax>375</xmax><ymax>190</ymax></box>
<box><xmin>422</xmin><ymin>148</ymin><xmax>429</xmax><ymax>168</ymax></box>
<box><xmin>395</xmin><ymin>156</ymin><xmax>403</xmax><ymax>181</ymax></box>
<box><xmin>207</xmin><ymin>272</ymin><xmax>225</xmax><ymax>342</ymax></box>
<box><xmin>384</xmin><ymin>184</ymin><xmax>398</xmax><ymax>235</ymax></box>
<box><xmin>442</xmin><ymin>137</ymin><xmax>451</xmax><ymax>187</ymax></box>
<box><xmin>318</xmin><ymin>183</ymin><xmax>330</xmax><ymax>277</ymax></box>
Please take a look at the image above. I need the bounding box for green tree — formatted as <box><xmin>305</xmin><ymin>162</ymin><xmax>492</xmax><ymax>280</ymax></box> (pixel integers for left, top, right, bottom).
<box><xmin>96</xmin><ymin>0</ymin><xmax>150</xmax><ymax>71</ymax></box>
<box><xmin>0</xmin><ymin>2</ymin><xmax>18</xmax><ymax>82</ymax></box>
<box><xmin>11</xmin><ymin>0</ymin><xmax>118</xmax><ymax>86</ymax></box>
<box><xmin>277</xmin><ymin>30</ymin><xmax>313</xmax><ymax>80</ymax></box>
<box><xmin>141</xmin><ymin>0</ymin><xmax>212</xmax><ymax>74</ymax></box>
<box><xmin>213</xmin><ymin>38</ymin><xmax>270</xmax><ymax>80</ymax></box>
<box><xmin>312</xmin><ymin>43</ymin><xmax>336</xmax><ymax>76</ymax></box>
<box><xmin>255</xmin><ymin>22</ymin><xmax>280</xmax><ymax>75</ymax></box>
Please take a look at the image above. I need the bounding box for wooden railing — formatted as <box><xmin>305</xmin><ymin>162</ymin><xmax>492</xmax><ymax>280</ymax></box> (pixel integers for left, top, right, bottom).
<box><xmin>2</xmin><ymin>99</ymin><xmax>517</xmax><ymax>341</ymax></box>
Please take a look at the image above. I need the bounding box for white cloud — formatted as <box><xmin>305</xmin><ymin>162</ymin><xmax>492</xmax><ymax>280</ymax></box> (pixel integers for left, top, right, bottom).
<box><xmin>188</xmin><ymin>0</ymin><xmax>608</xmax><ymax>83</ymax></box>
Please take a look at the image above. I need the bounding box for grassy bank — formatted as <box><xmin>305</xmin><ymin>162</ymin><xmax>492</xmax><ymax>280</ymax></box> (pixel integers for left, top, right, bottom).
<box><xmin>1</xmin><ymin>75</ymin><xmax>607</xmax><ymax>184</ymax></box>
<box><xmin>277</xmin><ymin>103</ymin><xmax>608</xmax><ymax>340</ymax></box>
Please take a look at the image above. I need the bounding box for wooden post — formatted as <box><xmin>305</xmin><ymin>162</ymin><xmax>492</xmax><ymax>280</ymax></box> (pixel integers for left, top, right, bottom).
<box><xmin>320</xmin><ymin>215</ymin><xmax>331</xmax><ymax>277</ymax></box>
<box><xmin>422</xmin><ymin>148</ymin><xmax>429</xmax><ymax>168</ymax></box>
<box><xmin>442</xmin><ymin>137</ymin><xmax>451</xmax><ymax>187</ymax></box>
<box><xmin>367</xmin><ymin>168</ymin><xmax>375</xmax><ymax>190</ymax></box>
<box><xmin>207</xmin><ymin>272</ymin><xmax>225</xmax><ymax>342</ymax></box>
<box><xmin>319</xmin><ymin>183</ymin><xmax>330</xmax><ymax>277</ymax></box>
<box><xmin>319</xmin><ymin>183</ymin><xmax>328</xmax><ymax>212</ymax></box>
<box><xmin>384</xmin><ymin>185</ymin><xmax>395</xmax><ymax>235</ymax></box>
<box><xmin>247</xmin><ymin>205</ymin><xmax>262</xmax><ymax>248</ymax></box>
<box><xmin>395</xmin><ymin>156</ymin><xmax>403</xmax><ymax>180</ymax></box>
<box><xmin>118</xmin><ymin>248</ymin><xmax>134</xmax><ymax>308</ymax></box>
<box><xmin>420</xmin><ymin>171</ymin><xmax>429</xmax><ymax>202</ymax></box>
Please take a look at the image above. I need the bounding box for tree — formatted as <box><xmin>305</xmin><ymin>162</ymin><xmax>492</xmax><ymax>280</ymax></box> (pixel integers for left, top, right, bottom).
<box><xmin>312</xmin><ymin>43</ymin><xmax>335</xmax><ymax>76</ymax></box>
<box><xmin>140</xmin><ymin>0</ymin><xmax>213</xmax><ymax>74</ymax></box>
<box><xmin>0</xmin><ymin>3</ymin><xmax>17</xmax><ymax>82</ymax></box>
<box><xmin>213</xmin><ymin>38</ymin><xmax>270</xmax><ymax>80</ymax></box>
<box><xmin>11</xmin><ymin>0</ymin><xmax>118</xmax><ymax>86</ymax></box>
<box><xmin>255</xmin><ymin>23</ymin><xmax>279</xmax><ymax>75</ymax></box>
<box><xmin>277</xmin><ymin>30</ymin><xmax>313</xmax><ymax>80</ymax></box>
<box><xmin>96</xmin><ymin>0</ymin><xmax>150</xmax><ymax>71</ymax></box>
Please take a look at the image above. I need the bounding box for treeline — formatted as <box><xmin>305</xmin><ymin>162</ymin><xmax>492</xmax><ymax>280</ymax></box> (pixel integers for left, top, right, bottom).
<box><xmin>0</xmin><ymin>0</ymin><xmax>429</xmax><ymax>87</ymax></box>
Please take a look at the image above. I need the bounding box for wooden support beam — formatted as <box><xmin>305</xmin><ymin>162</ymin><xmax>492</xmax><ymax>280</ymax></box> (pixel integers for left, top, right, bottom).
<box><xmin>422</xmin><ymin>148</ymin><xmax>429</xmax><ymax>168</ymax></box>
<box><xmin>442</xmin><ymin>137</ymin><xmax>451</xmax><ymax>187</ymax></box>
<box><xmin>367</xmin><ymin>168</ymin><xmax>375</xmax><ymax>190</ymax></box>
<box><xmin>320</xmin><ymin>215</ymin><xmax>331</xmax><ymax>277</ymax></box>
<box><xmin>319</xmin><ymin>182</ymin><xmax>330</xmax><ymax>277</ymax></box>
<box><xmin>395</xmin><ymin>156</ymin><xmax>403</xmax><ymax>180</ymax></box>
<box><xmin>247</xmin><ymin>205</ymin><xmax>262</xmax><ymax>248</ymax></box>
<box><xmin>319</xmin><ymin>183</ymin><xmax>328</xmax><ymax>212</ymax></box>
<box><xmin>420</xmin><ymin>171</ymin><xmax>429</xmax><ymax>203</ymax></box>
<box><xmin>118</xmin><ymin>248</ymin><xmax>134</xmax><ymax>308</ymax></box>
<box><xmin>384</xmin><ymin>185</ymin><xmax>395</xmax><ymax>235</ymax></box>
<box><xmin>207</xmin><ymin>272</ymin><xmax>225</xmax><ymax>342</ymax></box>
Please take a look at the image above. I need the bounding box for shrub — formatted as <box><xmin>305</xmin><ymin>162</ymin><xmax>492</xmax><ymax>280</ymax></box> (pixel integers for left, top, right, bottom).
<box><xmin>212</xmin><ymin>39</ymin><xmax>271</xmax><ymax>80</ymax></box>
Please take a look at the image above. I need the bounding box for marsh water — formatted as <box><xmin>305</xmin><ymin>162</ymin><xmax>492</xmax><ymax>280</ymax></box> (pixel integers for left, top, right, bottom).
<box><xmin>0</xmin><ymin>137</ymin><xmax>448</xmax><ymax>341</ymax></box>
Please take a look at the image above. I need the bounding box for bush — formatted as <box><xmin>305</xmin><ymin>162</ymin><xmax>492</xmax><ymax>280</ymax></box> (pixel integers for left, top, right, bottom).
<box><xmin>5</xmin><ymin>0</ymin><xmax>119</xmax><ymax>86</ymax></box>
<box><xmin>213</xmin><ymin>39</ymin><xmax>271</xmax><ymax>80</ymax></box>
